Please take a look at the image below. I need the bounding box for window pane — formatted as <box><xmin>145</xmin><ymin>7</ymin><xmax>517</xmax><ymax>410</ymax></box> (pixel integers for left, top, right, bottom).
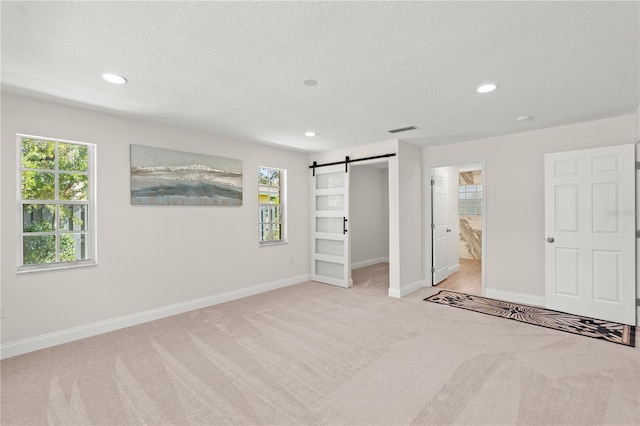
<box><xmin>59</xmin><ymin>173</ymin><xmax>88</xmax><ymax>200</ymax></box>
<box><xmin>269</xmin><ymin>189</ymin><xmax>280</xmax><ymax>205</ymax></box>
<box><xmin>21</xmin><ymin>139</ymin><xmax>55</xmax><ymax>170</ymax></box>
<box><xmin>316</xmin><ymin>172</ymin><xmax>344</xmax><ymax>190</ymax></box>
<box><xmin>466</xmin><ymin>192</ymin><xmax>475</xmax><ymax>199</ymax></box>
<box><xmin>22</xmin><ymin>171</ymin><xmax>55</xmax><ymax>200</ymax></box>
<box><xmin>316</xmin><ymin>217</ymin><xmax>342</xmax><ymax>233</ymax></box>
<box><xmin>259</xmin><ymin>205</ymin><xmax>270</xmax><ymax>222</ymax></box>
<box><xmin>60</xmin><ymin>233</ymin><xmax>87</xmax><ymax>261</ymax></box>
<box><xmin>58</xmin><ymin>143</ymin><xmax>88</xmax><ymax>172</ymax></box>
<box><xmin>23</xmin><ymin>204</ymin><xmax>56</xmax><ymax>232</ymax></box>
<box><xmin>23</xmin><ymin>235</ymin><xmax>56</xmax><ymax>265</ymax></box>
<box><xmin>317</xmin><ymin>194</ymin><xmax>344</xmax><ymax>210</ymax></box>
<box><xmin>270</xmin><ymin>223</ymin><xmax>281</xmax><ymax>240</ymax></box>
<box><xmin>271</xmin><ymin>205</ymin><xmax>281</xmax><ymax>223</ymax></box>
<box><xmin>458</xmin><ymin>186</ymin><xmax>465</xmax><ymax>193</ymax></box>
<box><xmin>259</xmin><ymin>168</ymin><xmax>270</xmax><ymax>185</ymax></box>
<box><xmin>60</xmin><ymin>204</ymin><xmax>87</xmax><ymax>231</ymax></box>
<box><xmin>458</xmin><ymin>193</ymin><xmax>465</xmax><ymax>199</ymax></box>
<box><xmin>477</xmin><ymin>191</ymin><xmax>482</xmax><ymax>199</ymax></box>
<box><xmin>477</xmin><ymin>184</ymin><xmax>483</xmax><ymax>191</ymax></box>
<box><xmin>269</xmin><ymin>169</ymin><xmax>280</xmax><ymax>188</ymax></box>
<box><xmin>259</xmin><ymin>224</ymin><xmax>270</xmax><ymax>242</ymax></box>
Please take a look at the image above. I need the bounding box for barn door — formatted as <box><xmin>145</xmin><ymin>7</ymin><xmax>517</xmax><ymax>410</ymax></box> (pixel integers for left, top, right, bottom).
<box><xmin>311</xmin><ymin>164</ymin><xmax>352</xmax><ymax>288</ymax></box>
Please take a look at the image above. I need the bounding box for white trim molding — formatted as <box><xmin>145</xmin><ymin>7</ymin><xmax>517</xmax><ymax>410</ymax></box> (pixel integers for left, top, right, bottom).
<box><xmin>484</xmin><ymin>288</ymin><xmax>545</xmax><ymax>307</ymax></box>
<box><xmin>388</xmin><ymin>279</ymin><xmax>425</xmax><ymax>298</ymax></box>
<box><xmin>448</xmin><ymin>263</ymin><xmax>460</xmax><ymax>274</ymax></box>
<box><xmin>352</xmin><ymin>257</ymin><xmax>390</xmax><ymax>270</ymax></box>
<box><xmin>1</xmin><ymin>274</ymin><xmax>310</xmax><ymax>359</ymax></box>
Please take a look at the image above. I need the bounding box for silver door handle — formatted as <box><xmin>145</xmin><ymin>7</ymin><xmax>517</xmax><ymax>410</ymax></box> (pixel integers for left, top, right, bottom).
<box><xmin>546</xmin><ymin>237</ymin><xmax>555</xmax><ymax>243</ymax></box>
<box><xmin>446</xmin><ymin>229</ymin><xmax>451</xmax><ymax>232</ymax></box>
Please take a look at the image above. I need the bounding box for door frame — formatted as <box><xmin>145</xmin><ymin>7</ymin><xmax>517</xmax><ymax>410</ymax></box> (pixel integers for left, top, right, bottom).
<box><xmin>424</xmin><ymin>159</ymin><xmax>487</xmax><ymax>295</ymax></box>
<box><xmin>349</xmin><ymin>158</ymin><xmax>393</xmax><ymax>291</ymax></box>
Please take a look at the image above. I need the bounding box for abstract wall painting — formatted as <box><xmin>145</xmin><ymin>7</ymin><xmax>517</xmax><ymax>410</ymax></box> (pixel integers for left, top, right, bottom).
<box><xmin>130</xmin><ymin>145</ymin><xmax>243</xmax><ymax>206</ymax></box>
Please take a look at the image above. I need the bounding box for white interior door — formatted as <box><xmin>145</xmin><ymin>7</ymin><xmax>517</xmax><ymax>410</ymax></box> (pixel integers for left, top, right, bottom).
<box><xmin>545</xmin><ymin>144</ymin><xmax>636</xmax><ymax>325</ymax></box>
<box><xmin>311</xmin><ymin>164</ymin><xmax>352</xmax><ymax>288</ymax></box>
<box><xmin>432</xmin><ymin>168</ymin><xmax>450</xmax><ymax>285</ymax></box>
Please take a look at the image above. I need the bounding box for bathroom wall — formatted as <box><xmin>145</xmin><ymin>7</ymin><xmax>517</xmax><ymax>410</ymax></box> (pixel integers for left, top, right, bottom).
<box><xmin>459</xmin><ymin>170</ymin><xmax>482</xmax><ymax>260</ymax></box>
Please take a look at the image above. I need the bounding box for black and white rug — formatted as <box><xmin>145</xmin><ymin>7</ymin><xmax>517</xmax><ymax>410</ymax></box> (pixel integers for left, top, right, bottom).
<box><xmin>424</xmin><ymin>290</ymin><xmax>635</xmax><ymax>347</ymax></box>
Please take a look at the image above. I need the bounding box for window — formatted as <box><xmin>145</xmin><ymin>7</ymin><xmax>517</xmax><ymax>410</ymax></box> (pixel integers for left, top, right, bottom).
<box><xmin>18</xmin><ymin>135</ymin><xmax>96</xmax><ymax>271</ymax></box>
<box><xmin>258</xmin><ymin>167</ymin><xmax>285</xmax><ymax>244</ymax></box>
<box><xmin>458</xmin><ymin>184</ymin><xmax>482</xmax><ymax>215</ymax></box>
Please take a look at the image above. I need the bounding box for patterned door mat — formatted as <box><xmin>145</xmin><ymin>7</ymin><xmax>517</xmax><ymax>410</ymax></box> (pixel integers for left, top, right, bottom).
<box><xmin>424</xmin><ymin>290</ymin><xmax>635</xmax><ymax>347</ymax></box>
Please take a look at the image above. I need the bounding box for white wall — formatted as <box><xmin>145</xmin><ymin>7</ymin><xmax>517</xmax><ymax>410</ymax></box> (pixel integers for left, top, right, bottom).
<box><xmin>1</xmin><ymin>93</ymin><xmax>310</xmax><ymax>348</ymax></box>
<box><xmin>397</xmin><ymin>141</ymin><xmax>424</xmax><ymax>292</ymax></box>
<box><xmin>634</xmin><ymin>106</ymin><xmax>640</xmax><ymax>141</ymax></box>
<box><xmin>350</xmin><ymin>165</ymin><xmax>389</xmax><ymax>267</ymax></box>
<box><xmin>423</xmin><ymin>114</ymin><xmax>637</xmax><ymax>304</ymax></box>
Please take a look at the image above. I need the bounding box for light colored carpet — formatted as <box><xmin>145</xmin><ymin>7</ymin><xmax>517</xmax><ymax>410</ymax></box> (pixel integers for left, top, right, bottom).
<box><xmin>2</xmin><ymin>263</ymin><xmax>639</xmax><ymax>425</ymax></box>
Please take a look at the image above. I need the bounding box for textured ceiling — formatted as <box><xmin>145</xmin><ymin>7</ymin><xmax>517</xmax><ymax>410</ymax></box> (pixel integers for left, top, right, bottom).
<box><xmin>2</xmin><ymin>1</ymin><xmax>638</xmax><ymax>152</ymax></box>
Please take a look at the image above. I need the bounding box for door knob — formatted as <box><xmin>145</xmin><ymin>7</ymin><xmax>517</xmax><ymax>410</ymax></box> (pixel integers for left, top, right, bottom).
<box><xmin>446</xmin><ymin>229</ymin><xmax>451</xmax><ymax>233</ymax></box>
<box><xmin>546</xmin><ymin>237</ymin><xmax>555</xmax><ymax>243</ymax></box>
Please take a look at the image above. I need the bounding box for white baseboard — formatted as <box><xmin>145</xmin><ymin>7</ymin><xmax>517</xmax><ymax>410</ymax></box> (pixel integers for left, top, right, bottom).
<box><xmin>352</xmin><ymin>257</ymin><xmax>389</xmax><ymax>270</ymax></box>
<box><xmin>1</xmin><ymin>274</ymin><xmax>310</xmax><ymax>360</ymax></box>
<box><xmin>388</xmin><ymin>279</ymin><xmax>425</xmax><ymax>298</ymax></box>
<box><xmin>448</xmin><ymin>264</ymin><xmax>460</xmax><ymax>274</ymax></box>
<box><xmin>484</xmin><ymin>288</ymin><xmax>545</xmax><ymax>307</ymax></box>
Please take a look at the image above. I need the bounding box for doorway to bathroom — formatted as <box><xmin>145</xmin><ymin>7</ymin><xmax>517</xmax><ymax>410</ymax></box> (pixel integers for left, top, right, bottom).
<box><xmin>430</xmin><ymin>163</ymin><xmax>484</xmax><ymax>295</ymax></box>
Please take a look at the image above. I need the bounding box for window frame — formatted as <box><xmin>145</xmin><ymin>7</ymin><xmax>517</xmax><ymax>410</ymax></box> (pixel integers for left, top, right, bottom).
<box><xmin>16</xmin><ymin>134</ymin><xmax>97</xmax><ymax>273</ymax></box>
<box><xmin>258</xmin><ymin>166</ymin><xmax>287</xmax><ymax>246</ymax></box>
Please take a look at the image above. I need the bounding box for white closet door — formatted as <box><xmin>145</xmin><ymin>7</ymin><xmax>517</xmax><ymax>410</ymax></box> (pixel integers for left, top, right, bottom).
<box><xmin>545</xmin><ymin>144</ymin><xmax>636</xmax><ymax>325</ymax></box>
<box><xmin>311</xmin><ymin>164</ymin><xmax>352</xmax><ymax>288</ymax></box>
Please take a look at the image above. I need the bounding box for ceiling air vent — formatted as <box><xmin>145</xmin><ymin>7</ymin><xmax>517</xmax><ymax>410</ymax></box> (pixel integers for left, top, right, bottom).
<box><xmin>388</xmin><ymin>126</ymin><xmax>418</xmax><ymax>134</ymax></box>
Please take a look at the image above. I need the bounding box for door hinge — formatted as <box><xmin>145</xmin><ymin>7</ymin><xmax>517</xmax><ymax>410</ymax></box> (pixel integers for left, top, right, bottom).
<box><xmin>431</xmin><ymin>223</ymin><xmax>435</xmax><ymax>230</ymax></box>
<box><xmin>431</xmin><ymin>267</ymin><xmax>435</xmax><ymax>274</ymax></box>
<box><xmin>430</xmin><ymin>178</ymin><xmax>435</xmax><ymax>185</ymax></box>
<box><xmin>637</xmin><ymin>230</ymin><xmax>640</xmax><ymax>238</ymax></box>
<box><xmin>636</xmin><ymin>162</ymin><xmax>640</xmax><ymax>171</ymax></box>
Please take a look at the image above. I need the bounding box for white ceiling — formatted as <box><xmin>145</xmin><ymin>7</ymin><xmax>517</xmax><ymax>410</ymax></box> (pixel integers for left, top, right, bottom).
<box><xmin>2</xmin><ymin>1</ymin><xmax>638</xmax><ymax>152</ymax></box>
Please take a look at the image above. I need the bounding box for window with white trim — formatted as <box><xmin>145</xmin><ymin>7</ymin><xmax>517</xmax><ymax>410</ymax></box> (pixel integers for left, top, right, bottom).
<box><xmin>258</xmin><ymin>167</ymin><xmax>285</xmax><ymax>244</ymax></box>
<box><xmin>18</xmin><ymin>135</ymin><xmax>96</xmax><ymax>271</ymax></box>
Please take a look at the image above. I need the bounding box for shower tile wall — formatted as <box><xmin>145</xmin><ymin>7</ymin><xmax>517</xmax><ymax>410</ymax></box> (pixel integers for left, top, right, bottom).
<box><xmin>459</xmin><ymin>171</ymin><xmax>482</xmax><ymax>260</ymax></box>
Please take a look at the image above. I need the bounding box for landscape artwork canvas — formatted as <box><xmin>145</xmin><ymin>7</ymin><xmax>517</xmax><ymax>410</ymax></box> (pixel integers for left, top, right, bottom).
<box><xmin>130</xmin><ymin>145</ymin><xmax>243</xmax><ymax>206</ymax></box>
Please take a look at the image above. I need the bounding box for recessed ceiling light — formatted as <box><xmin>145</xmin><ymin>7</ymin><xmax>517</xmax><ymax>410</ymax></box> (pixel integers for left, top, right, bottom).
<box><xmin>305</xmin><ymin>131</ymin><xmax>317</xmax><ymax>137</ymax></box>
<box><xmin>303</xmin><ymin>79</ymin><xmax>318</xmax><ymax>86</ymax></box>
<box><xmin>102</xmin><ymin>73</ymin><xmax>127</xmax><ymax>85</ymax></box>
<box><xmin>517</xmin><ymin>115</ymin><xmax>532</xmax><ymax>121</ymax></box>
<box><xmin>477</xmin><ymin>83</ymin><xmax>497</xmax><ymax>93</ymax></box>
